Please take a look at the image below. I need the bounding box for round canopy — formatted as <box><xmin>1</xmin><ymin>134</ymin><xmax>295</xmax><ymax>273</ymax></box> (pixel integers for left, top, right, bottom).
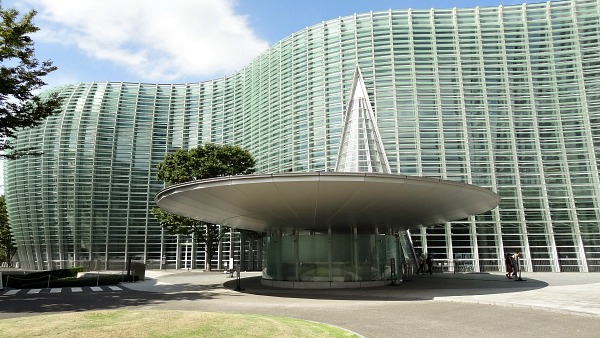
<box><xmin>155</xmin><ymin>172</ymin><xmax>500</xmax><ymax>233</ymax></box>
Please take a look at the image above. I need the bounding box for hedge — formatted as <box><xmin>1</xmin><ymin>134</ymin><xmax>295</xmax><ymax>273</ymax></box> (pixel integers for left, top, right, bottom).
<box><xmin>2</xmin><ymin>267</ymin><xmax>138</xmax><ymax>289</ymax></box>
<box><xmin>20</xmin><ymin>274</ymin><xmax>129</xmax><ymax>289</ymax></box>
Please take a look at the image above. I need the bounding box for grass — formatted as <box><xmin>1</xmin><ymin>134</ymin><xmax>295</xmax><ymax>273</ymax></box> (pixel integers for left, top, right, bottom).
<box><xmin>0</xmin><ymin>310</ymin><xmax>359</xmax><ymax>337</ymax></box>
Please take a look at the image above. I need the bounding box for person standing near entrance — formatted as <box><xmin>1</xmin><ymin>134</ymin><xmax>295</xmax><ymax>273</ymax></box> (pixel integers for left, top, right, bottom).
<box><xmin>511</xmin><ymin>252</ymin><xmax>521</xmax><ymax>278</ymax></box>
<box><xmin>416</xmin><ymin>253</ymin><xmax>425</xmax><ymax>274</ymax></box>
<box><xmin>425</xmin><ymin>253</ymin><xmax>433</xmax><ymax>275</ymax></box>
<box><xmin>505</xmin><ymin>253</ymin><xmax>513</xmax><ymax>279</ymax></box>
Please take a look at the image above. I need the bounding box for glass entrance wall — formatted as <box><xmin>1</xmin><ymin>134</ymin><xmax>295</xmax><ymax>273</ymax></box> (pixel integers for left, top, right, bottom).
<box><xmin>263</xmin><ymin>229</ymin><xmax>401</xmax><ymax>283</ymax></box>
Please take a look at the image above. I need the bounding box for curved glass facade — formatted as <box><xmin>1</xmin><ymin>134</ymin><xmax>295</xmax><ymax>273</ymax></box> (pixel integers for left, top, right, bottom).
<box><xmin>4</xmin><ymin>0</ymin><xmax>600</xmax><ymax>272</ymax></box>
<box><xmin>263</xmin><ymin>232</ymin><xmax>403</xmax><ymax>286</ymax></box>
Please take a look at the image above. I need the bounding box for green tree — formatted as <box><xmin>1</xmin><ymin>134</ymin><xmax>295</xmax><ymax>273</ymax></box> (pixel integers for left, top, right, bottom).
<box><xmin>152</xmin><ymin>143</ymin><xmax>256</xmax><ymax>271</ymax></box>
<box><xmin>0</xmin><ymin>195</ymin><xmax>17</xmax><ymax>267</ymax></box>
<box><xmin>156</xmin><ymin>143</ymin><xmax>256</xmax><ymax>184</ymax></box>
<box><xmin>1</xmin><ymin>3</ymin><xmax>62</xmax><ymax>158</ymax></box>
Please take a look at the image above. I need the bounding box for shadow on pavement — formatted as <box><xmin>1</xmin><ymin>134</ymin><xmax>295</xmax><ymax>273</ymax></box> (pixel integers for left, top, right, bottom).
<box><xmin>0</xmin><ymin>283</ymin><xmax>224</xmax><ymax>318</ymax></box>
<box><xmin>0</xmin><ymin>271</ymin><xmax>550</xmax><ymax>319</ymax></box>
<box><xmin>223</xmin><ymin>272</ymin><xmax>549</xmax><ymax>301</ymax></box>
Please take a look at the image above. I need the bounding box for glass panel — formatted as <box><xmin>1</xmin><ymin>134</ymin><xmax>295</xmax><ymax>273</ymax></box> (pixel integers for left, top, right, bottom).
<box><xmin>331</xmin><ymin>234</ymin><xmax>355</xmax><ymax>281</ymax></box>
<box><xmin>357</xmin><ymin>234</ymin><xmax>377</xmax><ymax>281</ymax></box>
<box><xmin>299</xmin><ymin>233</ymin><xmax>329</xmax><ymax>281</ymax></box>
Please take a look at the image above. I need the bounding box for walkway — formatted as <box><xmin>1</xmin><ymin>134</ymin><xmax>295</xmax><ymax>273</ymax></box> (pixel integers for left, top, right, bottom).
<box><xmin>3</xmin><ymin>269</ymin><xmax>599</xmax><ymax>337</ymax></box>
<box><xmin>119</xmin><ymin>270</ymin><xmax>600</xmax><ymax>337</ymax></box>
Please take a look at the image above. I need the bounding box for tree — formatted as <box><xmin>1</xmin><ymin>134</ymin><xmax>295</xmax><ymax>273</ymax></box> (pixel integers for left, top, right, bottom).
<box><xmin>0</xmin><ymin>195</ymin><xmax>17</xmax><ymax>267</ymax></box>
<box><xmin>1</xmin><ymin>4</ymin><xmax>62</xmax><ymax>159</ymax></box>
<box><xmin>156</xmin><ymin>143</ymin><xmax>256</xmax><ymax>184</ymax></box>
<box><xmin>152</xmin><ymin>143</ymin><xmax>256</xmax><ymax>271</ymax></box>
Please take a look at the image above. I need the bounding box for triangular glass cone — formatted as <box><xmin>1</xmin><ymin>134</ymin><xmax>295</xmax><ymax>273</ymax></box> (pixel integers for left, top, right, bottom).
<box><xmin>335</xmin><ymin>65</ymin><xmax>391</xmax><ymax>173</ymax></box>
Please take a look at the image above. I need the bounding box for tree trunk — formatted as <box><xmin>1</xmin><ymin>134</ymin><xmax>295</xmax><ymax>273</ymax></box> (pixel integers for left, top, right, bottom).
<box><xmin>205</xmin><ymin>239</ymin><xmax>213</xmax><ymax>271</ymax></box>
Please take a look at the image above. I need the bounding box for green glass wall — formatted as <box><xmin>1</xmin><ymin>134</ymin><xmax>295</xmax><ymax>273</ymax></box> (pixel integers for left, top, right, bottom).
<box><xmin>4</xmin><ymin>0</ymin><xmax>600</xmax><ymax>272</ymax></box>
<box><xmin>263</xmin><ymin>231</ymin><xmax>401</xmax><ymax>283</ymax></box>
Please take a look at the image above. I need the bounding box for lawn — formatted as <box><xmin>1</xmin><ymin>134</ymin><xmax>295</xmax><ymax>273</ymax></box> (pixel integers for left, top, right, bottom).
<box><xmin>0</xmin><ymin>309</ymin><xmax>358</xmax><ymax>337</ymax></box>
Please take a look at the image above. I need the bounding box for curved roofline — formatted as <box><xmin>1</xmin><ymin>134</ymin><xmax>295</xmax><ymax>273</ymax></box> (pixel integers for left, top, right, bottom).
<box><xmin>155</xmin><ymin>172</ymin><xmax>500</xmax><ymax>233</ymax></box>
<box><xmin>156</xmin><ymin>171</ymin><xmax>497</xmax><ymax>197</ymax></box>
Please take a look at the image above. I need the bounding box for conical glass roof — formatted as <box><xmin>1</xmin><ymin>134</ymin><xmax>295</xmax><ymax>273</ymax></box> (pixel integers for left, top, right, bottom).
<box><xmin>335</xmin><ymin>65</ymin><xmax>391</xmax><ymax>173</ymax></box>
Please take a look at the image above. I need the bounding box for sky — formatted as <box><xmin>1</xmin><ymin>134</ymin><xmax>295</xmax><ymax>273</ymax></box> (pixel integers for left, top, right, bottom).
<box><xmin>0</xmin><ymin>0</ymin><xmax>557</xmax><ymax>193</ymax></box>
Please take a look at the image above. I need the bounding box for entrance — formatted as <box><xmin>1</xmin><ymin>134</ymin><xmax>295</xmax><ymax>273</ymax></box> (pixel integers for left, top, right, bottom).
<box><xmin>178</xmin><ymin>243</ymin><xmax>193</xmax><ymax>270</ymax></box>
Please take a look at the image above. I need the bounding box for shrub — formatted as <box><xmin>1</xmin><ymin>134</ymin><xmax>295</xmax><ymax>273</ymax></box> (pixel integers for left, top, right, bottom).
<box><xmin>1</xmin><ymin>272</ymin><xmax>9</xmax><ymax>287</ymax></box>
<box><xmin>4</xmin><ymin>268</ymin><xmax>135</xmax><ymax>289</ymax></box>
<box><xmin>19</xmin><ymin>267</ymin><xmax>83</xmax><ymax>280</ymax></box>
<box><xmin>20</xmin><ymin>274</ymin><xmax>129</xmax><ymax>289</ymax></box>
<box><xmin>6</xmin><ymin>267</ymin><xmax>82</xmax><ymax>288</ymax></box>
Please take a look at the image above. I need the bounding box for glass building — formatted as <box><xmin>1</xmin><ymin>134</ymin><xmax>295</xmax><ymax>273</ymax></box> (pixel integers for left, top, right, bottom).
<box><xmin>153</xmin><ymin>68</ymin><xmax>500</xmax><ymax>287</ymax></box>
<box><xmin>5</xmin><ymin>0</ymin><xmax>600</xmax><ymax>273</ymax></box>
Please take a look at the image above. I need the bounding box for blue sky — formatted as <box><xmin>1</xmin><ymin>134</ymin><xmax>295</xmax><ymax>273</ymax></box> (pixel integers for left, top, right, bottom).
<box><xmin>1</xmin><ymin>0</ymin><xmax>556</xmax><ymax>193</ymax></box>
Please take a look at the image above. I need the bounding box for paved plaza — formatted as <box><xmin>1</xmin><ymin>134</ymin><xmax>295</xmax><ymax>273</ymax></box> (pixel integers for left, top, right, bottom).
<box><xmin>126</xmin><ymin>270</ymin><xmax>600</xmax><ymax>316</ymax></box>
<box><xmin>122</xmin><ymin>270</ymin><xmax>600</xmax><ymax>337</ymax></box>
<box><xmin>2</xmin><ymin>269</ymin><xmax>599</xmax><ymax>337</ymax></box>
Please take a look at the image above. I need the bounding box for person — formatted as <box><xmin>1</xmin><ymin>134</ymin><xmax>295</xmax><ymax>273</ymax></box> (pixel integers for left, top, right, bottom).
<box><xmin>425</xmin><ymin>254</ymin><xmax>433</xmax><ymax>275</ymax></box>
<box><xmin>511</xmin><ymin>252</ymin><xmax>521</xmax><ymax>278</ymax></box>
<box><xmin>416</xmin><ymin>253</ymin><xmax>425</xmax><ymax>275</ymax></box>
<box><xmin>505</xmin><ymin>253</ymin><xmax>513</xmax><ymax>279</ymax></box>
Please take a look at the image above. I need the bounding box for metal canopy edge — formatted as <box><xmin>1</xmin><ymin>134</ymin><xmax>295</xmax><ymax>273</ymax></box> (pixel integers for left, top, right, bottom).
<box><xmin>155</xmin><ymin>172</ymin><xmax>500</xmax><ymax>232</ymax></box>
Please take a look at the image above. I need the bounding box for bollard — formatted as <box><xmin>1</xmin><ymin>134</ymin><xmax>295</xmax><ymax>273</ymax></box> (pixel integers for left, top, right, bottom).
<box><xmin>515</xmin><ymin>257</ymin><xmax>526</xmax><ymax>281</ymax></box>
<box><xmin>127</xmin><ymin>256</ymin><xmax>132</xmax><ymax>281</ymax></box>
<box><xmin>234</xmin><ymin>263</ymin><xmax>244</xmax><ymax>291</ymax></box>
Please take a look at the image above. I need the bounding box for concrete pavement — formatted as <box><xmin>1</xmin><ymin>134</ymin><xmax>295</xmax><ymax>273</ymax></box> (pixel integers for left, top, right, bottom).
<box><xmin>117</xmin><ymin>270</ymin><xmax>600</xmax><ymax>337</ymax></box>
<box><xmin>2</xmin><ymin>269</ymin><xmax>599</xmax><ymax>337</ymax></box>
<box><xmin>124</xmin><ymin>270</ymin><xmax>600</xmax><ymax>317</ymax></box>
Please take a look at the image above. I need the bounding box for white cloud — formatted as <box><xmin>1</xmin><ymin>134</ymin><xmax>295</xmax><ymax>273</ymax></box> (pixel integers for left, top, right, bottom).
<box><xmin>26</xmin><ymin>0</ymin><xmax>270</xmax><ymax>82</ymax></box>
